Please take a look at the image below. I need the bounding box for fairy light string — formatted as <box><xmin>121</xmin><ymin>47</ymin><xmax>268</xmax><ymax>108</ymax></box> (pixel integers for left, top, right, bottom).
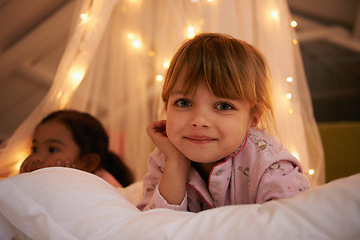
<box><xmin>290</xmin><ymin>15</ymin><xmax>316</xmax><ymax>177</ymax></box>
<box><xmin>58</xmin><ymin>0</ymin><xmax>94</xmax><ymax>108</ymax></box>
<box><xmin>52</xmin><ymin>0</ymin><xmax>317</xmax><ymax>180</ymax></box>
<box><xmin>269</xmin><ymin>6</ymin><xmax>316</xmax><ymax>178</ymax></box>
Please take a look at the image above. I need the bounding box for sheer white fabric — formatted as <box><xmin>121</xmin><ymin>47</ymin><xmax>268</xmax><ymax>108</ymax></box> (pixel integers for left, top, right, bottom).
<box><xmin>0</xmin><ymin>0</ymin><xmax>325</xmax><ymax>186</ymax></box>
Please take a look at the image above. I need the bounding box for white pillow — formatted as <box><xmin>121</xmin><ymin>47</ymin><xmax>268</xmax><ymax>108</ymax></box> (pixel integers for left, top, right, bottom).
<box><xmin>0</xmin><ymin>168</ymin><xmax>138</xmax><ymax>239</ymax></box>
<box><xmin>0</xmin><ymin>167</ymin><xmax>359</xmax><ymax>239</ymax></box>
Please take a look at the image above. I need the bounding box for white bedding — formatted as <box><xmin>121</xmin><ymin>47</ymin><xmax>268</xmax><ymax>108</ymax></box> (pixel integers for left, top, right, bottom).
<box><xmin>0</xmin><ymin>167</ymin><xmax>359</xmax><ymax>240</ymax></box>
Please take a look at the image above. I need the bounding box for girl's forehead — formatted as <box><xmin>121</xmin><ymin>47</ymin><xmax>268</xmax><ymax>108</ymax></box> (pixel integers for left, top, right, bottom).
<box><xmin>36</xmin><ymin>121</ymin><xmax>67</xmax><ymax>132</ymax></box>
<box><xmin>170</xmin><ymin>80</ymin><xmax>203</xmax><ymax>96</ymax></box>
<box><xmin>34</xmin><ymin>121</ymin><xmax>73</xmax><ymax>142</ymax></box>
<box><xmin>171</xmin><ymin>71</ymin><xmax>205</xmax><ymax>92</ymax></box>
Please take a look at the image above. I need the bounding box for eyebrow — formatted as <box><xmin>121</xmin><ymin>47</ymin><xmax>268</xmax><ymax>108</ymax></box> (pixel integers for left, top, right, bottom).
<box><xmin>32</xmin><ymin>139</ymin><xmax>66</xmax><ymax>146</ymax></box>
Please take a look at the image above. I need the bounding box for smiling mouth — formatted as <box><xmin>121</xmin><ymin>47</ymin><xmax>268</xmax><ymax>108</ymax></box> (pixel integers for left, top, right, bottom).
<box><xmin>184</xmin><ymin>136</ymin><xmax>217</xmax><ymax>143</ymax></box>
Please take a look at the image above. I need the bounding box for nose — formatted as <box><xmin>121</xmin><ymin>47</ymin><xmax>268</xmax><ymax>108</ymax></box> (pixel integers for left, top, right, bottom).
<box><xmin>191</xmin><ymin>111</ymin><xmax>210</xmax><ymax>128</ymax></box>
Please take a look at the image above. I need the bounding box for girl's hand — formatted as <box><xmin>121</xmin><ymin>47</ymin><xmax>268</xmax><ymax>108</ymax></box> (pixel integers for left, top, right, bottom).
<box><xmin>19</xmin><ymin>158</ymin><xmax>29</xmax><ymax>173</ymax></box>
<box><xmin>147</xmin><ymin>120</ymin><xmax>190</xmax><ymax>205</ymax></box>
<box><xmin>55</xmin><ymin>160</ymin><xmax>76</xmax><ymax>168</ymax></box>
<box><xmin>147</xmin><ymin>120</ymin><xmax>184</xmax><ymax>160</ymax></box>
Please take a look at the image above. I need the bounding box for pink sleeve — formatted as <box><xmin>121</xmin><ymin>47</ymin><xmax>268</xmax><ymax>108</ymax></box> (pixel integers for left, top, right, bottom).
<box><xmin>146</xmin><ymin>186</ymin><xmax>188</xmax><ymax>211</ymax></box>
<box><xmin>136</xmin><ymin>148</ymin><xmax>188</xmax><ymax>211</ymax></box>
<box><xmin>256</xmin><ymin>160</ymin><xmax>310</xmax><ymax>203</ymax></box>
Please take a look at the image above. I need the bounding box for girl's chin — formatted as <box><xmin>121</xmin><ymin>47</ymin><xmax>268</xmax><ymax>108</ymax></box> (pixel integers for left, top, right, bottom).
<box><xmin>185</xmin><ymin>155</ymin><xmax>221</xmax><ymax>164</ymax></box>
<box><xmin>183</xmin><ymin>151</ymin><xmax>230</xmax><ymax>164</ymax></box>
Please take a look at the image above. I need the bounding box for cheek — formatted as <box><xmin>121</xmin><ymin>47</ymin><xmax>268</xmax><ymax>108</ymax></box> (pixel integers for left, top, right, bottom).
<box><xmin>166</xmin><ymin>110</ymin><xmax>176</xmax><ymax>130</ymax></box>
<box><xmin>166</xmin><ymin>119</ymin><xmax>177</xmax><ymax>142</ymax></box>
<box><xmin>222</xmin><ymin>120</ymin><xmax>249</xmax><ymax>142</ymax></box>
<box><xmin>68</xmin><ymin>144</ymin><xmax>82</xmax><ymax>160</ymax></box>
<box><xmin>233</xmin><ymin>128</ymin><xmax>248</xmax><ymax>142</ymax></box>
<box><xmin>166</xmin><ymin>113</ymin><xmax>184</xmax><ymax>145</ymax></box>
<box><xmin>67</xmin><ymin>153</ymin><xmax>82</xmax><ymax>165</ymax></box>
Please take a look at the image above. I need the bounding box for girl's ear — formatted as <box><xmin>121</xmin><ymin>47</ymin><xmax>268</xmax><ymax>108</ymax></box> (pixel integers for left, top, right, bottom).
<box><xmin>79</xmin><ymin>153</ymin><xmax>101</xmax><ymax>173</ymax></box>
<box><xmin>250</xmin><ymin>105</ymin><xmax>262</xmax><ymax>127</ymax></box>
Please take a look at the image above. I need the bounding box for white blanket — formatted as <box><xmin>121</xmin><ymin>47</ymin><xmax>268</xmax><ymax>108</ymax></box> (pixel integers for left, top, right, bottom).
<box><xmin>0</xmin><ymin>167</ymin><xmax>359</xmax><ymax>239</ymax></box>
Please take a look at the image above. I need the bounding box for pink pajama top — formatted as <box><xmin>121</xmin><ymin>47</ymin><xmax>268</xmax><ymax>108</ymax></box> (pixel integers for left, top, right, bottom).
<box><xmin>137</xmin><ymin>128</ymin><xmax>310</xmax><ymax>212</ymax></box>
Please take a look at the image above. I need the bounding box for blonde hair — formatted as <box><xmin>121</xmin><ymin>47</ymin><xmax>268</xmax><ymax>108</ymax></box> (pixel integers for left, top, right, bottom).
<box><xmin>162</xmin><ymin>33</ymin><xmax>275</xmax><ymax>133</ymax></box>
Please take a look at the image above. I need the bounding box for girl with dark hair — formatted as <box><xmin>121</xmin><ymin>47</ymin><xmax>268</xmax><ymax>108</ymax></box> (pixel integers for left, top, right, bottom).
<box><xmin>20</xmin><ymin>110</ymin><xmax>134</xmax><ymax>187</ymax></box>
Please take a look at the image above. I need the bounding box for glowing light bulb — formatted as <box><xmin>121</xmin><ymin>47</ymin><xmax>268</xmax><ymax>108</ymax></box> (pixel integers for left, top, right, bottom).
<box><xmin>286</xmin><ymin>77</ymin><xmax>293</xmax><ymax>83</ymax></box>
<box><xmin>288</xmin><ymin>109</ymin><xmax>294</xmax><ymax>114</ymax></box>
<box><xmin>72</xmin><ymin>71</ymin><xmax>84</xmax><ymax>86</ymax></box>
<box><xmin>207</xmin><ymin>0</ymin><xmax>213</xmax><ymax>2</ymax></box>
<box><xmin>292</xmin><ymin>39</ymin><xmax>298</xmax><ymax>45</ymax></box>
<box><xmin>80</xmin><ymin>13</ymin><xmax>88</xmax><ymax>21</ymax></box>
<box><xmin>272</xmin><ymin>11</ymin><xmax>279</xmax><ymax>19</ymax></box>
<box><xmin>286</xmin><ymin>93</ymin><xmax>293</xmax><ymax>100</ymax></box>
<box><xmin>187</xmin><ymin>26</ymin><xmax>195</xmax><ymax>38</ymax></box>
<box><xmin>308</xmin><ymin>169</ymin><xmax>315</xmax><ymax>175</ymax></box>
<box><xmin>133</xmin><ymin>39</ymin><xmax>141</xmax><ymax>48</ymax></box>
<box><xmin>291</xmin><ymin>20</ymin><xmax>298</xmax><ymax>27</ymax></box>
<box><xmin>156</xmin><ymin>75</ymin><xmax>163</xmax><ymax>82</ymax></box>
<box><xmin>163</xmin><ymin>61</ymin><xmax>170</xmax><ymax>69</ymax></box>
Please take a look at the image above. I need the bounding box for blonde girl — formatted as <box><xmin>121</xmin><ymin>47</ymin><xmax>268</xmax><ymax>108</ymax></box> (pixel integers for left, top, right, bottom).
<box><xmin>137</xmin><ymin>33</ymin><xmax>310</xmax><ymax>212</ymax></box>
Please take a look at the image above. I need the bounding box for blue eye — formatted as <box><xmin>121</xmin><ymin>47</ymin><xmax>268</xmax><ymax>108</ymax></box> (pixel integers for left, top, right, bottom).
<box><xmin>216</xmin><ymin>102</ymin><xmax>234</xmax><ymax>111</ymax></box>
<box><xmin>175</xmin><ymin>99</ymin><xmax>192</xmax><ymax>108</ymax></box>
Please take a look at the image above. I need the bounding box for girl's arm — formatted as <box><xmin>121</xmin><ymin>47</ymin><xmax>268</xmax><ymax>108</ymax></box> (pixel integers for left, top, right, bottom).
<box><xmin>136</xmin><ymin>148</ymin><xmax>188</xmax><ymax>211</ymax></box>
<box><xmin>147</xmin><ymin>120</ymin><xmax>190</xmax><ymax>205</ymax></box>
<box><xmin>255</xmin><ymin>160</ymin><xmax>310</xmax><ymax>203</ymax></box>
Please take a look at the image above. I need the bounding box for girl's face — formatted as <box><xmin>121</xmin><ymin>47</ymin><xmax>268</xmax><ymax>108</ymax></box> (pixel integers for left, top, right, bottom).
<box><xmin>166</xmin><ymin>81</ymin><xmax>258</xmax><ymax>164</ymax></box>
<box><xmin>20</xmin><ymin>121</ymin><xmax>83</xmax><ymax>173</ymax></box>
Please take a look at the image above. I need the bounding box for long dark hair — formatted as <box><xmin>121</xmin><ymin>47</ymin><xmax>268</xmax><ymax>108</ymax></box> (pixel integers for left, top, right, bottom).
<box><xmin>39</xmin><ymin>110</ymin><xmax>134</xmax><ymax>187</ymax></box>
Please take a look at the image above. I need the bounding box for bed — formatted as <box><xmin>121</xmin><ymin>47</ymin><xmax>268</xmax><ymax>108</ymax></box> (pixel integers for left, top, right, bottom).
<box><xmin>0</xmin><ymin>167</ymin><xmax>359</xmax><ymax>239</ymax></box>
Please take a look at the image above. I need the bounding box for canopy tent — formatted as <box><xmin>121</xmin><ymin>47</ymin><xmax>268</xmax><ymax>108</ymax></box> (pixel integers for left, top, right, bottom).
<box><xmin>0</xmin><ymin>0</ymin><xmax>325</xmax><ymax>186</ymax></box>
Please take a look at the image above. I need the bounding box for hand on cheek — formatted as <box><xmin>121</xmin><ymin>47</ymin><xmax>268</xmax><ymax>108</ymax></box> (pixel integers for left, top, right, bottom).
<box><xmin>19</xmin><ymin>159</ymin><xmax>29</xmax><ymax>173</ymax></box>
<box><xmin>147</xmin><ymin>120</ymin><xmax>188</xmax><ymax>163</ymax></box>
<box><xmin>55</xmin><ymin>159</ymin><xmax>76</xmax><ymax>168</ymax></box>
<box><xmin>147</xmin><ymin>120</ymin><xmax>190</xmax><ymax>205</ymax></box>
